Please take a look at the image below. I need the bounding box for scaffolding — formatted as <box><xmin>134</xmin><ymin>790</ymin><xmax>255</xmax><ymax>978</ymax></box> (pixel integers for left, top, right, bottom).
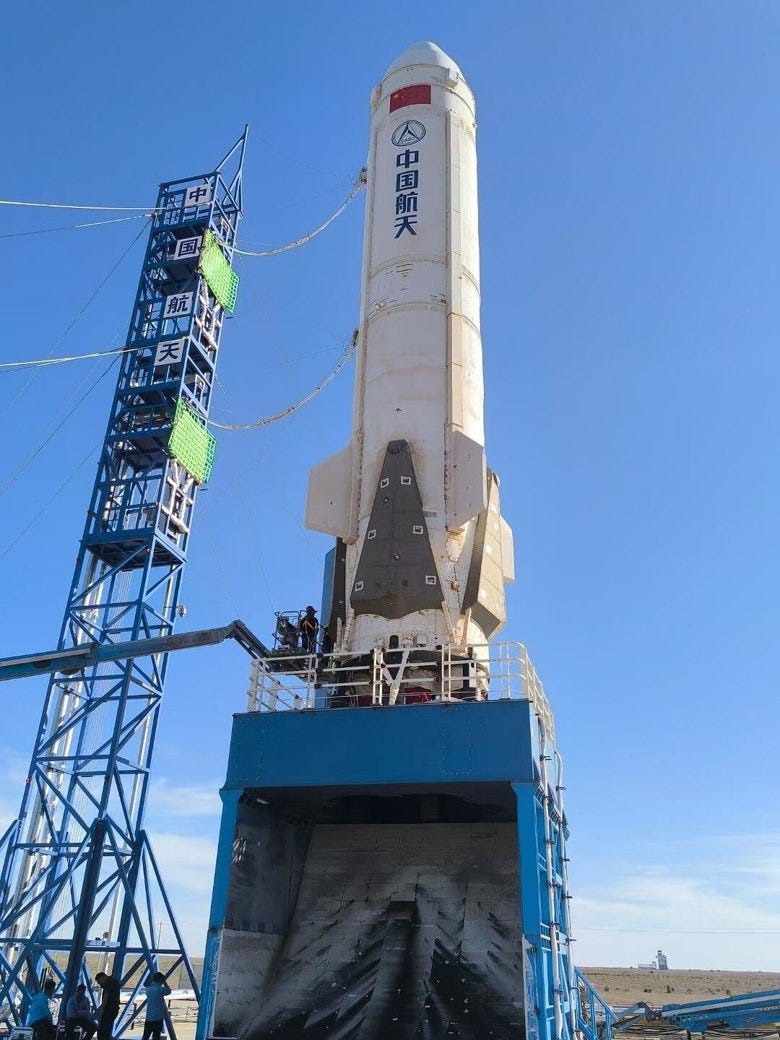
<box><xmin>0</xmin><ymin>133</ymin><xmax>246</xmax><ymax>1037</ymax></box>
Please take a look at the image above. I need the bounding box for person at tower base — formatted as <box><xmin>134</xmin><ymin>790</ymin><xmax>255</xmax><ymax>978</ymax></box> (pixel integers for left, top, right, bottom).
<box><xmin>27</xmin><ymin>979</ymin><xmax>57</xmax><ymax>1040</ymax></box>
<box><xmin>65</xmin><ymin>983</ymin><xmax>97</xmax><ymax>1040</ymax></box>
<box><xmin>94</xmin><ymin>972</ymin><xmax>120</xmax><ymax>1040</ymax></box>
<box><xmin>142</xmin><ymin>972</ymin><xmax>171</xmax><ymax>1040</ymax></box>
<box><xmin>298</xmin><ymin>606</ymin><xmax>319</xmax><ymax>654</ymax></box>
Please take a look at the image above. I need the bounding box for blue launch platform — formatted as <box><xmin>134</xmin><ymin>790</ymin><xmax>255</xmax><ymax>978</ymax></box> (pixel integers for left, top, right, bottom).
<box><xmin>196</xmin><ymin>643</ymin><xmax>588</xmax><ymax>1040</ymax></box>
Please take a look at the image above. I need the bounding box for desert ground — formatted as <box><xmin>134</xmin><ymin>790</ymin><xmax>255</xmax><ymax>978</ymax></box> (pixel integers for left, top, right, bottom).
<box><xmin>581</xmin><ymin>967</ymin><xmax>780</xmax><ymax>1007</ymax></box>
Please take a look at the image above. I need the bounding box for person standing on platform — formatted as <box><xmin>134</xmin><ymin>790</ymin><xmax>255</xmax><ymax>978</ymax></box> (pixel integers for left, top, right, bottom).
<box><xmin>142</xmin><ymin>972</ymin><xmax>171</xmax><ymax>1040</ymax></box>
<box><xmin>94</xmin><ymin>972</ymin><xmax>120</xmax><ymax>1040</ymax></box>
<box><xmin>27</xmin><ymin>979</ymin><xmax>57</xmax><ymax>1040</ymax></box>
<box><xmin>299</xmin><ymin>605</ymin><xmax>319</xmax><ymax>654</ymax></box>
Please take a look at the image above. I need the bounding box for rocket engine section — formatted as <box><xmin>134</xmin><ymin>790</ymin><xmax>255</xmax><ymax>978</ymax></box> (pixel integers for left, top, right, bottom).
<box><xmin>306</xmin><ymin>41</ymin><xmax>514</xmax><ymax>659</ymax></box>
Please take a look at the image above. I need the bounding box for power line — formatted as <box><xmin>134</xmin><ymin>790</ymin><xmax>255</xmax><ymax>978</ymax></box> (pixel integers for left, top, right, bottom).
<box><xmin>0</xmin><ymin>345</ymin><xmax>133</xmax><ymax>371</ymax></box>
<box><xmin>267</xmin><ymin>345</ymin><xmax>342</xmax><ymax>368</ymax></box>
<box><xmin>0</xmin><ymin>357</ymin><xmax>119</xmax><ymax>499</ymax></box>
<box><xmin>0</xmin><ymin>221</ymin><xmax>148</xmax><ymax>424</ymax></box>
<box><xmin>0</xmin><ymin>170</ymin><xmax>364</xmax><ymax>224</ymax></box>
<box><xmin>231</xmin><ymin>171</ymin><xmax>366</xmax><ymax>257</ymax></box>
<box><xmin>0</xmin><ymin>214</ymin><xmax>149</xmax><ymax>240</ymax></box>
<box><xmin>0</xmin><ymin>170</ymin><xmax>362</xmax><ymax>258</ymax></box>
<box><xmin>269</xmin><ymin>182</ymin><xmax>359</xmax><ymax>215</ymax></box>
<box><xmin>208</xmin><ymin>331</ymin><xmax>357</xmax><ymax>431</ymax></box>
<box><xmin>0</xmin><ymin>440</ymin><xmax>102</xmax><ymax>563</ymax></box>
<box><xmin>0</xmin><ymin>338</ymin><xmax>345</xmax><ymax>383</ymax></box>
<box><xmin>248</xmin><ymin>131</ymin><xmax>357</xmax><ymax>183</ymax></box>
<box><xmin>0</xmin><ymin>199</ymin><xmax>161</xmax><ymax>212</ymax></box>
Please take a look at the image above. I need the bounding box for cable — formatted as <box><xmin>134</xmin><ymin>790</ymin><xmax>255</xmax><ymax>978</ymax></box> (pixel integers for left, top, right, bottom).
<box><xmin>274</xmin><ymin>345</ymin><xmax>342</xmax><ymax>367</ymax></box>
<box><xmin>0</xmin><ymin>199</ymin><xmax>160</xmax><ymax>212</ymax></box>
<box><xmin>0</xmin><ymin>214</ymin><xmax>149</xmax><ymax>240</ymax></box>
<box><xmin>248</xmin><ymin>130</ymin><xmax>357</xmax><ymax>183</ymax></box>
<box><xmin>0</xmin><ymin>343</ymin><xmax>345</xmax><ymax>376</ymax></box>
<box><xmin>0</xmin><ymin>345</ymin><xmax>133</xmax><ymax>371</ymax></box>
<box><xmin>198</xmin><ymin>526</ymin><xmax>245</xmax><ymax>620</ymax></box>
<box><xmin>246</xmin><ymin>515</ymin><xmax>277</xmax><ymax>613</ymax></box>
<box><xmin>231</xmin><ymin>171</ymin><xmax>366</xmax><ymax>257</ymax></box>
<box><xmin>270</xmin><ymin>183</ymin><xmax>359</xmax><ymax>215</ymax></box>
<box><xmin>208</xmin><ymin>331</ymin><xmax>357</xmax><ymax>431</ymax></box>
<box><xmin>0</xmin><ymin>221</ymin><xmax>148</xmax><ymax>424</ymax></box>
<box><xmin>0</xmin><ymin>441</ymin><xmax>102</xmax><ymax>563</ymax></box>
<box><xmin>0</xmin><ymin>357</ymin><xmax>119</xmax><ymax>499</ymax></box>
<box><xmin>0</xmin><ymin>166</ymin><xmax>362</xmax><ymax>225</ymax></box>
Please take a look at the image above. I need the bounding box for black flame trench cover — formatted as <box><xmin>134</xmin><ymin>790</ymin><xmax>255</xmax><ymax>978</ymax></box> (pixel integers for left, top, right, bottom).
<box><xmin>350</xmin><ymin>441</ymin><xmax>443</xmax><ymax>619</ymax></box>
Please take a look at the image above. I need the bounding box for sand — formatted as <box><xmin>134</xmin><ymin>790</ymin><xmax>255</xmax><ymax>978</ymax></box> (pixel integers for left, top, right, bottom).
<box><xmin>580</xmin><ymin>968</ymin><xmax>780</xmax><ymax>1008</ymax></box>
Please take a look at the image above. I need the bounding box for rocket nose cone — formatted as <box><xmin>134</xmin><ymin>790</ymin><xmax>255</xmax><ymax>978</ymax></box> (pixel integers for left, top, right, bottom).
<box><xmin>385</xmin><ymin>41</ymin><xmax>463</xmax><ymax>79</ymax></box>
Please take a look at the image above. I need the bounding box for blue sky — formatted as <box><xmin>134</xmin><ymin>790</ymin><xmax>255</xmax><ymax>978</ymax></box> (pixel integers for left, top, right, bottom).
<box><xmin>1</xmin><ymin>1</ymin><xmax>779</xmax><ymax>971</ymax></box>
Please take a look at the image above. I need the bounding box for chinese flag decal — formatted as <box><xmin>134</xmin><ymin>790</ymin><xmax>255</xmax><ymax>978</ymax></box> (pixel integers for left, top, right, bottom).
<box><xmin>389</xmin><ymin>84</ymin><xmax>432</xmax><ymax>112</ymax></box>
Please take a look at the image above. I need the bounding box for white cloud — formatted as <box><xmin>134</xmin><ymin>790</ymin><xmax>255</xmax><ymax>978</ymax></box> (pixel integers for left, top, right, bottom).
<box><xmin>149</xmin><ymin>779</ymin><xmax>221</xmax><ymax>817</ymax></box>
<box><xmin>124</xmin><ymin>832</ymin><xmax>219</xmax><ymax>955</ymax></box>
<box><xmin>572</xmin><ymin>837</ymin><xmax>780</xmax><ymax>970</ymax></box>
<box><xmin>148</xmin><ymin>832</ymin><xmax>217</xmax><ymax>896</ymax></box>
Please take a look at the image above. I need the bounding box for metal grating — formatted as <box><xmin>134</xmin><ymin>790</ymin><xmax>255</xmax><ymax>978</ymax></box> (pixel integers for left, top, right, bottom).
<box><xmin>200</xmin><ymin>229</ymin><xmax>239</xmax><ymax>311</ymax></box>
<box><xmin>168</xmin><ymin>397</ymin><xmax>216</xmax><ymax>484</ymax></box>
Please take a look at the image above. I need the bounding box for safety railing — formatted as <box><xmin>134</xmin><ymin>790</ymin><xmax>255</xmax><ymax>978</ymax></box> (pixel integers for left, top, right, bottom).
<box><xmin>246</xmin><ymin>641</ymin><xmax>555</xmax><ymax>738</ymax></box>
<box><xmin>576</xmin><ymin>967</ymin><xmax>615</xmax><ymax>1040</ymax></box>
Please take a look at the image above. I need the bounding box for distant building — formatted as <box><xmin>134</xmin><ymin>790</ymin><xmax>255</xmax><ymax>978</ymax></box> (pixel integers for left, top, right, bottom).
<box><xmin>637</xmin><ymin>950</ymin><xmax>669</xmax><ymax>972</ymax></box>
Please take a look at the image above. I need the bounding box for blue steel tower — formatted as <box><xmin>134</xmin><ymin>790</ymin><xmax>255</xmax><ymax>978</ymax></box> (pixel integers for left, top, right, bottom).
<box><xmin>0</xmin><ymin>133</ymin><xmax>246</xmax><ymax>1033</ymax></box>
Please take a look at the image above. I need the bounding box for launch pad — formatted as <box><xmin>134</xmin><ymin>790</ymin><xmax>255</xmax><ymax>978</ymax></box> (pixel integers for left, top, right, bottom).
<box><xmin>198</xmin><ymin>40</ymin><xmax>580</xmax><ymax>1040</ymax></box>
<box><xmin>197</xmin><ymin>647</ymin><xmax>576</xmax><ymax>1040</ymax></box>
<box><xmin>1</xmin><ymin>23</ymin><xmax>772</xmax><ymax>1040</ymax></box>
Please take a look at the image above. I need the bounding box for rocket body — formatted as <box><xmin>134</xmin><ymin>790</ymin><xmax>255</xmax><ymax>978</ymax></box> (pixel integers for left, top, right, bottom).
<box><xmin>307</xmin><ymin>42</ymin><xmax>514</xmax><ymax>657</ymax></box>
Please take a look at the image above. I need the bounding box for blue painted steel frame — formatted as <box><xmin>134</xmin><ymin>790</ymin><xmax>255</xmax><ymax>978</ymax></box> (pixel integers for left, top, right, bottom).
<box><xmin>0</xmin><ymin>132</ymin><xmax>247</xmax><ymax>1036</ymax></box>
<box><xmin>226</xmin><ymin>699</ymin><xmax>535</xmax><ymax>787</ymax></box>
<box><xmin>576</xmin><ymin>967</ymin><xmax>615</xmax><ymax>1040</ymax></box>
<box><xmin>197</xmin><ymin>699</ymin><xmax>582</xmax><ymax>1040</ymax></box>
<box><xmin>661</xmin><ymin>989</ymin><xmax>780</xmax><ymax>1032</ymax></box>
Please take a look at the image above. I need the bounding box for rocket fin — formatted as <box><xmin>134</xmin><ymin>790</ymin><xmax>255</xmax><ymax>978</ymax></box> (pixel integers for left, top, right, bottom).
<box><xmin>351</xmin><ymin>440</ymin><xmax>443</xmax><ymax>619</ymax></box>
<box><xmin>446</xmin><ymin>430</ymin><xmax>487</xmax><ymax>528</ymax></box>
<box><xmin>305</xmin><ymin>443</ymin><xmax>354</xmax><ymax>540</ymax></box>
<box><xmin>462</xmin><ymin>470</ymin><xmax>511</xmax><ymax>638</ymax></box>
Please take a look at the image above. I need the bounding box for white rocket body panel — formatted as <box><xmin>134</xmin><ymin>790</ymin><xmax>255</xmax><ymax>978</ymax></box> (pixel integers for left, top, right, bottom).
<box><xmin>358</xmin><ymin>50</ymin><xmax>483</xmax><ymax>495</ymax></box>
<box><xmin>306</xmin><ymin>42</ymin><xmax>513</xmax><ymax>656</ymax></box>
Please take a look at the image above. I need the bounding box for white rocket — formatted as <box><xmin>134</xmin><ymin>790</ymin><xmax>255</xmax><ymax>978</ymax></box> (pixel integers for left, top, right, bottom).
<box><xmin>306</xmin><ymin>41</ymin><xmax>514</xmax><ymax>658</ymax></box>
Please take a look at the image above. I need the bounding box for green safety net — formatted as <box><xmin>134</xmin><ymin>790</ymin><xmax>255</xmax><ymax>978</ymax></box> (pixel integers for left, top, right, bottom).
<box><xmin>199</xmin><ymin>230</ymin><xmax>239</xmax><ymax>311</ymax></box>
<box><xmin>168</xmin><ymin>398</ymin><xmax>216</xmax><ymax>484</ymax></box>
